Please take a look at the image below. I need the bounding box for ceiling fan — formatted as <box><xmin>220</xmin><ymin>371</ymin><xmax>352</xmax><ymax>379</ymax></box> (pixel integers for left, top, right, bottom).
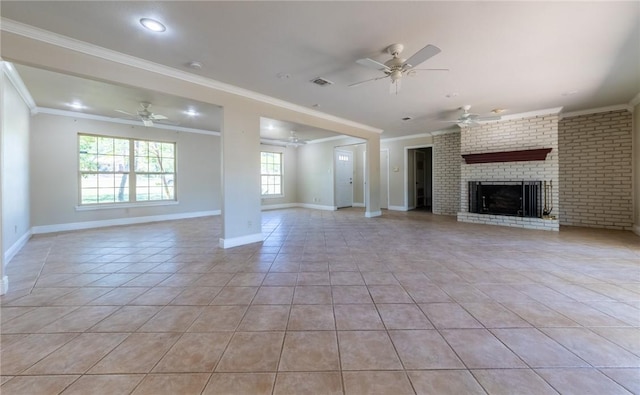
<box><xmin>115</xmin><ymin>102</ymin><xmax>169</xmax><ymax>127</ymax></box>
<box><xmin>445</xmin><ymin>105</ymin><xmax>502</xmax><ymax>126</ymax></box>
<box><xmin>350</xmin><ymin>43</ymin><xmax>447</xmax><ymax>94</ymax></box>
<box><xmin>261</xmin><ymin>131</ymin><xmax>309</xmax><ymax>147</ymax></box>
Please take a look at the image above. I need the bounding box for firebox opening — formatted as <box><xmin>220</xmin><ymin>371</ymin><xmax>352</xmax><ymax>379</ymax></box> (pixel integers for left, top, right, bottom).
<box><xmin>469</xmin><ymin>181</ymin><xmax>542</xmax><ymax>218</ymax></box>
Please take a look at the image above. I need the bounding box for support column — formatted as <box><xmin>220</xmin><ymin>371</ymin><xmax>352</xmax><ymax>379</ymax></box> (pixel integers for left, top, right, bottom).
<box><xmin>219</xmin><ymin>104</ymin><xmax>263</xmax><ymax>248</ymax></box>
<box><xmin>365</xmin><ymin>135</ymin><xmax>382</xmax><ymax>218</ymax></box>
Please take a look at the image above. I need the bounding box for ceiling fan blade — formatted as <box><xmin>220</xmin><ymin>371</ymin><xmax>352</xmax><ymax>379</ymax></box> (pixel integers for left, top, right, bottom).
<box><xmin>348</xmin><ymin>75</ymin><xmax>389</xmax><ymax>87</ymax></box>
<box><xmin>115</xmin><ymin>109</ymin><xmax>135</xmax><ymax>116</ymax></box>
<box><xmin>149</xmin><ymin>114</ymin><xmax>168</xmax><ymax>120</ymax></box>
<box><xmin>356</xmin><ymin>58</ymin><xmax>390</xmax><ymax>72</ymax></box>
<box><xmin>404</xmin><ymin>44</ymin><xmax>441</xmax><ymax>69</ymax></box>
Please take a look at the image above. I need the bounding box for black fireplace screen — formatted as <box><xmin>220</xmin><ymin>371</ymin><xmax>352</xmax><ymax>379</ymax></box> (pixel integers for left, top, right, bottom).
<box><xmin>469</xmin><ymin>181</ymin><xmax>542</xmax><ymax>218</ymax></box>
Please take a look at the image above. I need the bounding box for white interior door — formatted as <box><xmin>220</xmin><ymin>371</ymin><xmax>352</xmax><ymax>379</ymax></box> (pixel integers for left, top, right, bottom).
<box><xmin>335</xmin><ymin>149</ymin><xmax>353</xmax><ymax>208</ymax></box>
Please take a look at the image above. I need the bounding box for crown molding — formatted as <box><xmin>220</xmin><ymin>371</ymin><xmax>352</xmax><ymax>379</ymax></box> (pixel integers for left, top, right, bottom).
<box><xmin>382</xmin><ymin>132</ymin><xmax>434</xmax><ymax>143</ymax></box>
<box><xmin>560</xmin><ymin>104</ymin><xmax>631</xmax><ymax>119</ymax></box>
<box><xmin>499</xmin><ymin>107</ymin><xmax>563</xmax><ymax>121</ymax></box>
<box><xmin>1</xmin><ymin>18</ymin><xmax>383</xmax><ymax>135</ymax></box>
<box><xmin>1</xmin><ymin>60</ymin><xmax>37</xmax><ymax>113</ymax></box>
<box><xmin>36</xmin><ymin>107</ymin><xmax>221</xmax><ymax>136</ymax></box>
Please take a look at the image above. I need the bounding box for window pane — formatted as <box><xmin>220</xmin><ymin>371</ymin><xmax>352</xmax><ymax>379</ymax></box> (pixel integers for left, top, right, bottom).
<box><xmin>80</xmin><ymin>175</ymin><xmax>103</xmax><ymax>203</ymax></box>
<box><xmin>114</xmin><ymin>139</ymin><xmax>129</xmax><ymax>156</ymax></box>
<box><xmin>79</xmin><ymin>135</ymin><xmax>97</xmax><ymax>154</ymax></box>
<box><xmin>162</xmin><ymin>158</ymin><xmax>174</xmax><ymax>173</ymax></box>
<box><xmin>135</xmin><ymin>140</ymin><xmax>148</xmax><ymax>157</ymax></box>
<box><xmin>79</xmin><ymin>153</ymin><xmax>97</xmax><ymax>171</ymax></box>
<box><xmin>97</xmin><ymin>137</ymin><xmax>114</xmax><ymax>154</ymax></box>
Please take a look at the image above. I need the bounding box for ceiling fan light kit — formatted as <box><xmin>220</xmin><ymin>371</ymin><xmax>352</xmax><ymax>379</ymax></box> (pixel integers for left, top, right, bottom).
<box><xmin>115</xmin><ymin>102</ymin><xmax>171</xmax><ymax>127</ymax></box>
<box><xmin>350</xmin><ymin>43</ymin><xmax>444</xmax><ymax>94</ymax></box>
<box><xmin>444</xmin><ymin>105</ymin><xmax>502</xmax><ymax>126</ymax></box>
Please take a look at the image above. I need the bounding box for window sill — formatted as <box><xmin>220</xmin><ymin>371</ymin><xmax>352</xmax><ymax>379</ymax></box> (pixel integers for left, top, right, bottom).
<box><xmin>261</xmin><ymin>195</ymin><xmax>284</xmax><ymax>200</ymax></box>
<box><xmin>75</xmin><ymin>200</ymin><xmax>179</xmax><ymax>211</ymax></box>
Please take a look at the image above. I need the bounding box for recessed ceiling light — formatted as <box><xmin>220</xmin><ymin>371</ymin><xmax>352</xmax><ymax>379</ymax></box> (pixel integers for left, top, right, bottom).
<box><xmin>140</xmin><ymin>18</ymin><xmax>166</xmax><ymax>32</ymax></box>
<box><xmin>187</xmin><ymin>61</ymin><xmax>203</xmax><ymax>70</ymax></box>
<box><xmin>184</xmin><ymin>109</ymin><xmax>198</xmax><ymax>117</ymax></box>
<box><xmin>68</xmin><ymin>101</ymin><xmax>85</xmax><ymax>110</ymax></box>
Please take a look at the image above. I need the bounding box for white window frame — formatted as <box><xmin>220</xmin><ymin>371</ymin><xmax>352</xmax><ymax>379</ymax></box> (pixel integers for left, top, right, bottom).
<box><xmin>260</xmin><ymin>151</ymin><xmax>284</xmax><ymax>198</ymax></box>
<box><xmin>78</xmin><ymin>133</ymin><xmax>177</xmax><ymax>206</ymax></box>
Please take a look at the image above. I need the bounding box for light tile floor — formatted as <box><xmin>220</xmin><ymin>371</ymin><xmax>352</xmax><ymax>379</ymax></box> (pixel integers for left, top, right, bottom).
<box><xmin>1</xmin><ymin>208</ymin><xmax>639</xmax><ymax>394</ymax></box>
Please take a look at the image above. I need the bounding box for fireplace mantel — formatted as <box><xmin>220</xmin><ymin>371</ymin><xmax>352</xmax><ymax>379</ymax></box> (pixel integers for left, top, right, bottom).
<box><xmin>462</xmin><ymin>148</ymin><xmax>552</xmax><ymax>164</ymax></box>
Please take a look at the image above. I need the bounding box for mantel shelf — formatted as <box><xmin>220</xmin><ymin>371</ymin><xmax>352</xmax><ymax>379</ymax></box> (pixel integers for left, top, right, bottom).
<box><xmin>462</xmin><ymin>148</ymin><xmax>552</xmax><ymax>164</ymax></box>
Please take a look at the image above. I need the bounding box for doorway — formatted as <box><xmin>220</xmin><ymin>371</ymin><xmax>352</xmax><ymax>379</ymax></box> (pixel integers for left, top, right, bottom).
<box><xmin>407</xmin><ymin>146</ymin><xmax>433</xmax><ymax>211</ymax></box>
<box><xmin>335</xmin><ymin>149</ymin><xmax>354</xmax><ymax>208</ymax></box>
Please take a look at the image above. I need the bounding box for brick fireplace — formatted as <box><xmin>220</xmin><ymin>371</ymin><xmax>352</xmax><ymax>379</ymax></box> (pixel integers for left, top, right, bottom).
<box><xmin>457</xmin><ymin>111</ymin><xmax>560</xmax><ymax>231</ymax></box>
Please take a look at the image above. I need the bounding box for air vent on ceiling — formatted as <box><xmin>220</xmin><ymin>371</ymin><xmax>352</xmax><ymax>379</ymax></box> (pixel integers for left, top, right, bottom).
<box><xmin>311</xmin><ymin>77</ymin><xmax>334</xmax><ymax>86</ymax></box>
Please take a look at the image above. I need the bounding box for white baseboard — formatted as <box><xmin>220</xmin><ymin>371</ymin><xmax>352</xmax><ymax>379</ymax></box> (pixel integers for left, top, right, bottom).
<box><xmin>388</xmin><ymin>205</ymin><xmax>408</xmax><ymax>211</ymax></box>
<box><xmin>298</xmin><ymin>203</ymin><xmax>337</xmax><ymax>211</ymax></box>
<box><xmin>31</xmin><ymin>210</ymin><xmax>221</xmax><ymax>235</ymax></box>
<box><xmin>219</xmin><ymin>232</ymin><xmax>264</xmax><ymax>249</ymax></box>
<box><xmin>4</xmin><ymin>229</ymin><xmax>32</xmax><ymax>265</ymax></box>
<box><xmin>0</xmin><ymin>276</ymin><xmax>8</xmax><ymax>295</ymax></box>
<box><xmin>352</xmin><ymin>202</ymin><xmax>365</xmax><ymax>208</ymax></box>
<box><xmin>633</xmin><ymin>224</ymin><xmax>640</xmax><ymax>237</ymax></box>
<box><xmin>365</xmin><ymin>210</ymin><xmax>382</xmax><ymax>218</ymax></box>
<box><xmin>261</xmin><ymin>203</ymin><xmax>298</xmax><ymax>211</ymax></box>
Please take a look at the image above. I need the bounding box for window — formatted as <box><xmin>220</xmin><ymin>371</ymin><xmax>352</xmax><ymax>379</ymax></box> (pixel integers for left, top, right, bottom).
<box><xmin>261</xmin><ymin>151</ymin><xmax>282</xmax><ymax>196</ymax></box>
<box><xmin>79</xmin><ymin>134</ymin><xmax>175</xmax><ymax>205</ymax></box>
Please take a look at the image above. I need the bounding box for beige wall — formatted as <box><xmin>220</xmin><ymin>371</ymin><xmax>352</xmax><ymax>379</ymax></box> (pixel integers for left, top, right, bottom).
<box><xmin>30</xmin><ymin>113</ymin><xmax>220</xmax><ymax>229</ymax></box>
<box><xmin>380</xmin><ymin>135</ymin><xmax>434</xmax><ymax>210</ymax></box>
<box><xmin>1</xmin><ymin>65</ymin><xmax>32</xmax><ymax>294</ymax></box>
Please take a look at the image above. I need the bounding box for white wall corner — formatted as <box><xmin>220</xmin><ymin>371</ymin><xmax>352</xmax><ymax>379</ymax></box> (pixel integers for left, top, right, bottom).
<box><xmin>629</xmin><ymin>92</ymin><xmax>640</xmax><ymax>108</ymax></box>
<box><xmin>219</xmin><ymin>233</ymin><xmax>264</xmax><ymax>249</ymax></box>
<box><xmin>0</xmin><ymin>276</ymin><xmax>8</xmax><ymax>295</ymax></box>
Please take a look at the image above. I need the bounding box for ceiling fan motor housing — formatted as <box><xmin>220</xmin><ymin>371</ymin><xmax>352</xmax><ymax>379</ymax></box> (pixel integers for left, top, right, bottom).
<box><xmin>386</xmin><ymin>43</ymin><xmax>404</xmax><ymax>56</ymax></box>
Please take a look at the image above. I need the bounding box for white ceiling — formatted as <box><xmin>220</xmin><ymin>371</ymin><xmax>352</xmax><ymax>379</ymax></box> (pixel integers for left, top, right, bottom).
<box><xmin>2</xmin><ymin>1</ymin><xmax>638</xmax><ymax>139</ymax></box>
